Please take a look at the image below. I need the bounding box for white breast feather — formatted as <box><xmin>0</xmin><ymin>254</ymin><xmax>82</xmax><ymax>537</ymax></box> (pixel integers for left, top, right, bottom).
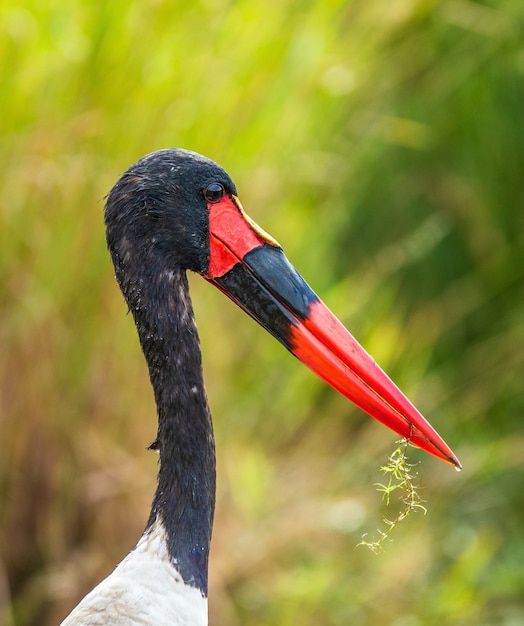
<box><xmin>60</xmin><ymin>520</ymin><xmax>207</xmax><ymax>626</ymax></box>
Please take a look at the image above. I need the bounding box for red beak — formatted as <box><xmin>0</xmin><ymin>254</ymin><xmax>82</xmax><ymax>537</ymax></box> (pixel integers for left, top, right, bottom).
<box><xmin>203</xmin><ymin>194</ymin><xmax>461</xmax><ymax>469</ymax></box>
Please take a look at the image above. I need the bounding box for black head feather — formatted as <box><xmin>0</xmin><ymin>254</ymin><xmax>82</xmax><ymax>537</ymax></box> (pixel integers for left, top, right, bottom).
<box><xmin>105</xmin><ymin>148</ymin><xmax>237</xmax><ymax>278</ymax></box>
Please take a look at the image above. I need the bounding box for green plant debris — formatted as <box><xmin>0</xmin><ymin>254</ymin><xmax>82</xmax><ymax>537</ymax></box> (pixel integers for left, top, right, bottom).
<box><xmin>358</xmin><ymin>439</ymin><xmax>427</xmax><ymax>554</ymax></box>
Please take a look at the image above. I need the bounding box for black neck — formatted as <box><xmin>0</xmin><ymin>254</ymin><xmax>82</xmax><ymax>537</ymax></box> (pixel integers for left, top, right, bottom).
<box><xmin>122</xmin><ymin>262</ymin><xmax>216</xmax><ymax>595</ymax></box>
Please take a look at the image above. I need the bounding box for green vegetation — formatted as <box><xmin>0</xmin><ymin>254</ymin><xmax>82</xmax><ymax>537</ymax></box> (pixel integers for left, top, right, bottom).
<box><xmin>358</xmin><ymin>440</ymin><xmax>428</xmax><ymax>554</ymax></box>
<box><xmin>1</xmin><ymin>1</ymin><xmax>523</xmax><ymax>624</ymax></box>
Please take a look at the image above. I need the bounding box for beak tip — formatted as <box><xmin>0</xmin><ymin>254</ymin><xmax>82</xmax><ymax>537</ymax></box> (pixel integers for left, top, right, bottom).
<box><xmin>451</xmin><ymin>456</ymin><xmax>462</xmax><ymax>471</ymax></box>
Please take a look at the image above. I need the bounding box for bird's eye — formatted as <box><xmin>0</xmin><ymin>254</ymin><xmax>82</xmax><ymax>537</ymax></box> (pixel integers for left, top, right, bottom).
<box><xmin>203</xmin><ymin>183</ymin><xmax>225</xmax><ymax>203</ymax></box>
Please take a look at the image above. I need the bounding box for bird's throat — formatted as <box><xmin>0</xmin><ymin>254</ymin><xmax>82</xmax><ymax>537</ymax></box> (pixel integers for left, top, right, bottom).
<box><xmin>128</xmin><ymin>266</ymin><xmax>216</xmax><ymax>596</ymax></box>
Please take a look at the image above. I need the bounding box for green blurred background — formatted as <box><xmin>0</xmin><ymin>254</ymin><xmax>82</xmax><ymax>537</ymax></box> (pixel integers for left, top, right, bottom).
<box><xmin>1</xmin><ymin>1</ymin><xmax>523</xmax><ymax>624</ymax></box>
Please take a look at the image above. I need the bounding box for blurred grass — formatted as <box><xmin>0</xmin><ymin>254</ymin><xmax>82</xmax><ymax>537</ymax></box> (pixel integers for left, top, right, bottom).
<box><xmin>1</xmin><ymin>0</ymin><xmax>523</xmax><ymax>624</ymax></box>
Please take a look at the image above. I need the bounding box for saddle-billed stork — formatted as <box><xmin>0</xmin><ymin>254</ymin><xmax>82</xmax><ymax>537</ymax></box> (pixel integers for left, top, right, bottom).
<box><xmin>60</xmin><ymin>149</ymin><xmax>460</xmax><ymax>625</ymax></box>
